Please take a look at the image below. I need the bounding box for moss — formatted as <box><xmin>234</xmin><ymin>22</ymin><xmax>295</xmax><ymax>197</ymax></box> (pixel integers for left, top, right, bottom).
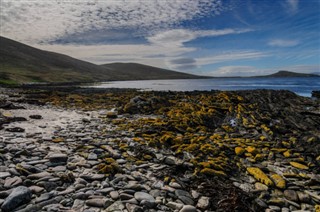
<box><xmin>200</xmin><ymin>168</ymin><xmax>226</xmax><ymax>177</ymax></box>
<box><xmin>235</xmin><ymin>147</ymin><xmax>245</xmax><ymax>155</ymax></box>
<box><xmin>247</xmin><ymin>167</ymin><xmax>273</xmax><ymax>186</ymax></box>
<box><xmin>271</xmin><ymin>174</ymin><xmax>286</xmax><ymax>189</ymax></box>
<box><xmin>143</xmin><ymin>154</ymin><xmax>153</xmax><ymax>160</ymax></box>
<box><xmin>290</xmin><ymin>161</ymin><xmax>308</xmax><ymax>170</ymax></box>
<box><xmin>52</xmin><ymin>137</ymin><xmax>64</xmax><ymax>143</ymax></box>
<box><xmin>283</xmin><ymin>150</ymin><xmax>291</xmax><ymax>158</ymax></box>
<box><xmin>254</xmin><ymin>154</ymin><xmax>265</xmax><ymax>161</ymax></box>
<box><xmin>246</xmin><ymin>146</ymin><xmax>258</xmax><ymax>154</ymax></box>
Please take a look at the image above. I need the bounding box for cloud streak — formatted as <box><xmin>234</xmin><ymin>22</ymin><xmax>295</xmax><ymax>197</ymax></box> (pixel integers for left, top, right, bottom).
<box><xmin>268</xmin><ymin>39</ymin><xmax>299</xmax><ymax>47</ymax></box>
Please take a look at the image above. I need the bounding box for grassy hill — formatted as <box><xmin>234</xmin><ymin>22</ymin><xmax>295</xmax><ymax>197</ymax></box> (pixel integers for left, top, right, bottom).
<box><xmin>101</xmin><ymin>62</ymin><xmax>202</xmax><ymax>80</ymax></box>
<box><xmin>0</xmin><ymin>36</ymin><xmax>203</xmax><ymax>85</ymax></box>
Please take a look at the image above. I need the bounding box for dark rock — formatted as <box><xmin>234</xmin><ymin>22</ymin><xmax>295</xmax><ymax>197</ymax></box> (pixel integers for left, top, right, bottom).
<box><xmin>5</xmin><ymin>127</ymin><xmax>25</xmax><ymax>132</ymax></box>
<box><xmin>1</xmin><ymin>186</ymin><xmax>32</xmax><ymax>212</ymax></box>
<box><xmin>29</xmin><ymin>115</ymin><xmax>43</xmax><ymax>119</ymax></box>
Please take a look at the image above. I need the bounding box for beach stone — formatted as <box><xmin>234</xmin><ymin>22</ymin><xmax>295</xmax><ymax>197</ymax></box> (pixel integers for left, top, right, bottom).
<box><xmin>126</xmin><ymin>203</ymin><xmax>143</xmax><ymax>212</ymax></box>
<box><xmin>29</xmin><ymin>185</ymin><xmax>45</xmax><ymax>193</ymax></box>
<box><xmin>284</xmin><ymin>190</ymin><xmax>298</xmax><ymax>202</ymax></box>
<box><xmin>1</xmin><ymin>186</ymin><xmax>32</xmax><ymax>212</ymax></box>
<box><xmin>255</xmin><ymin>182</ymin><xmax>269</xmax><ymax>191</ymax></box>
<box><xmin>28</xmin><ymin>171</ymin><xmax>52</xmax><ymax>179</ymax></box>
<box><xmin>164</xmin><ymin>156</ymin><xmax>180</xmax><ymax>165</ymax></box>
<box><xmin>105</xmin><ymin>201</ymin><xmax>125</xmax><ymax>211</ymax></box>
<box><xmin>179</xmin><ymin>195</ymin><xmax>194</xmax><ymax>205</ymax></box>
<box><xmin>196</xmin><ymin>196</ymin><xmax>210</xmax><ymax>210</ymax></box>
<box><xmin>134</xmin><ymin>191</ymin><xmax>155</xmax><ymax>202</ymax></box>
<box><xmin>296</xmin><ymin>191</ymin><xmax>310</xmax><ymax>203</ymax></box>
<box><xmin>29</xmin><ymin>115</ymin><xmax>42</xmax><ymax>119</ymax></box>
<box><xmin>0</xmin><ymin>172</ymin><xmax>11</xmax><ymax>179</ymax></box>
<box><xmin>110</xmin><ymin>191</ymin><xmax>119</xmax><ymax>200</ymax></box>
<box><xmin>179</xmin><ymin>205</ymin><xmax>197</xmax><ymax>212</ymax></box>
<box><xmin>167</xmin><ymin>201</ymin><xmax>184</xmax><ymax>210</ymax></box>
<box><xmin>175</xmin><ymin>189</ymin><xmax>192</xmax><ymax>198</ymax></box>
<box><xmin>49</xmin><ymin>153</ymin><xmax>68</xmax><ymax>163</ymax></box>
<box><xmin>120</xmin><ymin>193</ymin><xmax>134</xmax><ymax>200</ymax></box>
<box><xmin>85</xmin><ymin>198</ymin><xmax>113</xmax><ymax>208</ymax></box>
<box><xmin>4</xmin><ymin>176</ymin><xmax>22</xmax><ymax>188</ymax></box>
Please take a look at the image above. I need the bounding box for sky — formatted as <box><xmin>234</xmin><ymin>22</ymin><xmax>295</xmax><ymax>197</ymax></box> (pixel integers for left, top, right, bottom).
<box><xmin>1</xmin><ymin>0</ymin><xmax>319</xmax><ymax>76</ymax></box>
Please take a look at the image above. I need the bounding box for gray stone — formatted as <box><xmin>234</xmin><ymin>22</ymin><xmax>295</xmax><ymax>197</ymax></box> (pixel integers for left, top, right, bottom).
<box><xmin>0</xmin><ymin>172</ymin><xmax>11</xmax><ymax>179</ymax></box>
<box><xmin>105</xmin><ymin>201</ymin><xmax>125</xmax><ymax>211</ymax></box>
<box><xmin>28</xmin><ymin>171</ymin><xmax>52</xmax><ymax>179</ymax></box>
<box><xmin>196</xmin><ymin>196</ymin><xmax>210</xmax><ymax>210</ymax></box>
<box><xmin>1</xmin><ymin>186</ymin><xmax>32</xmax><ymax>212</ymax></box>
<box><xmin>120</xmin><ymin>193</ymin><xmax>133</xmax><ymax>200</ymax></box>
<box><xmin>85</xmin><ymin>198</ymin><xmax>113</xmax><ymax>208</ymax></box>
<box><xmin>126</xmin><ymin>203</ymin><xmax>143</xmax><ymax>212</ymax></box>
<box><xmin>164</xmin><ymin>156</ymin><xmax>181</xmax><ymax>165</ymax></box>
<box><xmin>179</xmin><ymin>195</ymin><xmax>194</xmax><ymax>205</ymax></box>
<box><xmin>284</xmin><ymin>190</ymin><xmax>298</xmax><ymax>202</ymax></box>
<box><xmin>4</xmin><ymin>176</ymin><xmax>22</xmax><ymax>188</ymax></box>
<box><xmin>49</xmin><ymin>153</ymin><xmax>68</xmax><ymax>163</ymax></box>
<box><xmin>134</xmin><ymin>192</ymin><xmax>155</xmax><ymax>202</ymax></box>
<box><xmin>167</xmin><ymin>201</ymin><xmax>184</xmax><ymax>210</ymax></box>
<box><xmin>175</xmin><ymin>189</ymin><xmax>192</xmax><ymax>199</ymax></box>
<box><xmin>87</xmin><ymin>153</ymin><xmax>97</xmax><ymax>160</ymax></box>
<box><xmin>281</xmin><ymin>207</ymin><xmax>290</xmax><ymax>212</ymax></box>
<box><xmin>29</xmin><ymin>185</ymin><xmax>45</xmax><ymax>193</ymax></box>
<box><xmin>179</xmin><ymin>205</ymin><xmax>197</xmax><ymax>212</ymax></box>
<box><xmin>110</xmin><ymin>191</ymin><xmax>119</xmax><ymax>200</ymax></box>
<box><xmin>297</xmin><ymin>191</ymin><xmax>310</xmax><ymax>203</ymax></box>
<box><xmin>268</xmin><ymin>205</ymin><xmax>281</xmax><ymax>211</ymax></box>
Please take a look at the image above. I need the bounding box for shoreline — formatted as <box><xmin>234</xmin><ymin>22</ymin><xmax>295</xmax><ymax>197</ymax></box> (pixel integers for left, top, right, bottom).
<box><xmin>1</xmin><ymin>87</ymin><xmax>320</xmax><ymax>211</ymax></box>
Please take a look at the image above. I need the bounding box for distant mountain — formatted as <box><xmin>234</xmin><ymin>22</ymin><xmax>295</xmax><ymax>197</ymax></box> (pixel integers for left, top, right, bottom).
<box><xmin>0</xmin><ymin>36</ymin><xmax>203</xmax><ymax>84</ymax></box>
<box><xmin>261</xmin><ymin>70</ymin><xmax>319</xmax><ymax>78</ymax></box>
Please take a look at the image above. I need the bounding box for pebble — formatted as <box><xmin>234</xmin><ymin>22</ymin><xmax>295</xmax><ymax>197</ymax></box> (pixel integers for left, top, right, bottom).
<box><xmin>134</xmin><ymin>191</ymin><xmax>155</xmax><ymax>202</ymax></box>
<box><xmin>0</xmin><ymin>172</ymin><xmax>11</xmax><ymax>179</ymax></box>
<box><xmin>48</xmin><ymin>153</ymin><xmax>68</xmax><ymax>163</ymax></box>
<box><xmin>197</xmin><ymin>196</ymin><xmax>210</xmax><ymax>210</ymax></box>
<box><xmin>179</xmin><ymin>205</ymin><xmax>197</xmax><ymax>212</ymax></box>
<box><xmin>85</xmin><ymin>198</ymin><xmax>113</xmax><ymax>208</ymax></box>
<box><xmin>1</xmin><ymin>186</ymin><xmax>32</xmax><ymax>212</ymax></box>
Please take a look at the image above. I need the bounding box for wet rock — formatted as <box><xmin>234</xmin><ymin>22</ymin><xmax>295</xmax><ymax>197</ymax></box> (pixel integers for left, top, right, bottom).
<box><xmin>1</xmin><ymin>186</ymin><xmax>32</xmax><ymax>212</ymax></box>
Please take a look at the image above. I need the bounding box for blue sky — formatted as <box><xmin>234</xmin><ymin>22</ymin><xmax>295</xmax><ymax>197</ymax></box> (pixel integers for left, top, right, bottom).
<box><xmin>1</xmin><ymin>0</ymin><xmax>319</xmax><ymax>76</ymax></box>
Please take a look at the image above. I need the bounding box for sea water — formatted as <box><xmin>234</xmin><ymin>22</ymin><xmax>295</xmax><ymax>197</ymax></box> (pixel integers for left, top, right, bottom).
<box><xmin>88</xmin><ymin>77</ymin><xmax>320</xmax><ymax>97</ymax></box>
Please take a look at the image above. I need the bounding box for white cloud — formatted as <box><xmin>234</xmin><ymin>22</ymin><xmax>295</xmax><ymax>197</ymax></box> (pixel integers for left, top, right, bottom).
<box><xmin>196</xmin><ymin>51</ymin><xmax>267</xmax><ymax>65</ymax></box>
<box><xmin>148</xmin><ymin>28</ymin><xmax>252</xmax><ymax>47</ymax></box>
<box><xmin>268</xmin><ymin>39</ymin><xmax>299</xmax><ymax>47</ymax></box>
<box><xmin>0</xmin><ymin>0</ymin><xmax>223</xmax><ymax>44</ymax></box>
<box><xmin>34</xmin><ymin>28</ymin><xmax>253</xmax><ymax>67</ymax></box>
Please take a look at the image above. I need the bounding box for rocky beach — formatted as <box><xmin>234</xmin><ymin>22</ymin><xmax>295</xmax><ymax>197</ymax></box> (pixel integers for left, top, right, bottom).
<box><xmin>0</xmin><ymin>87</ymin><xmax>319</xmax><ymax>212</ymax></box>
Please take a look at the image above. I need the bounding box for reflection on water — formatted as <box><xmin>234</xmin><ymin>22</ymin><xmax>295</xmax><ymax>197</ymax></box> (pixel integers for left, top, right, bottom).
<box><xmin>88</xmin><ymin>77</ymin><xmax>320</xmax><ymax>97</ymax></box>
